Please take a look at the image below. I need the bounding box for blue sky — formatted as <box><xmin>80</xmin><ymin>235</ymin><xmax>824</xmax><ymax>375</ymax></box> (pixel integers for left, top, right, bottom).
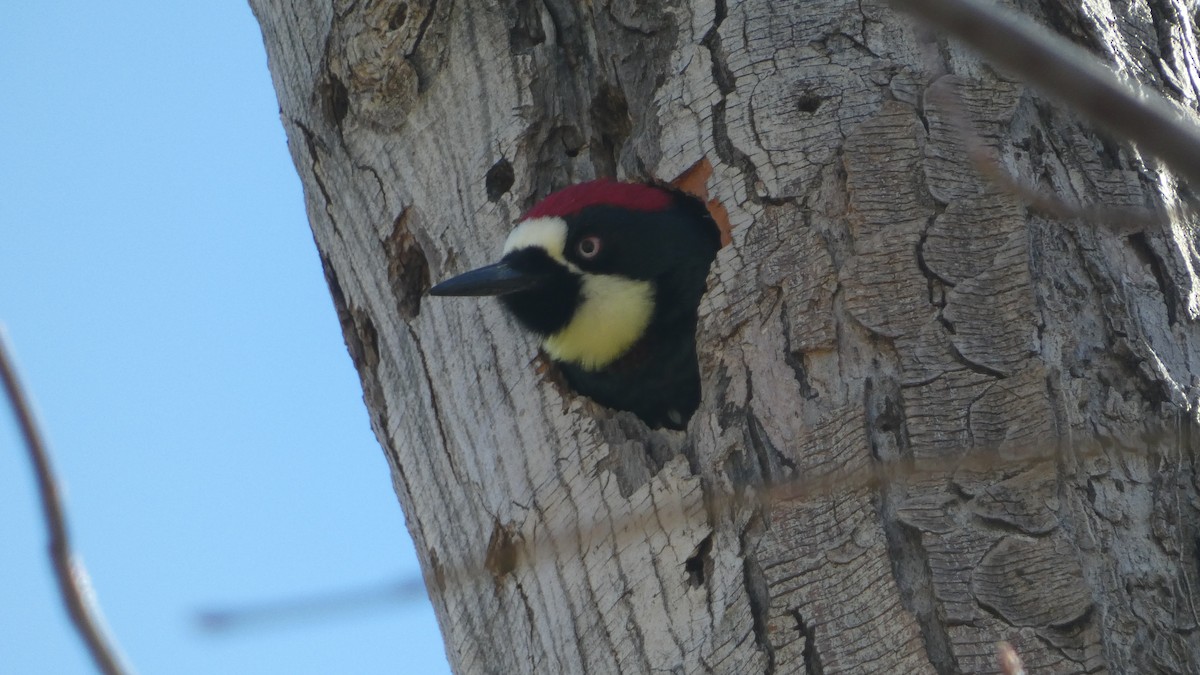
<box><xmin>0</xmin><ymin>3</ymin><xmax>450</xmax><ymax>673</ymax></box>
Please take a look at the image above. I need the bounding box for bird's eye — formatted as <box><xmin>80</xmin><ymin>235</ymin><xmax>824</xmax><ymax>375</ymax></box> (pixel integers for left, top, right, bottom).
<box><xmin>577</xmin><ymin>236</ymin><xmax>602</xmax><ymax>259</ymax></box>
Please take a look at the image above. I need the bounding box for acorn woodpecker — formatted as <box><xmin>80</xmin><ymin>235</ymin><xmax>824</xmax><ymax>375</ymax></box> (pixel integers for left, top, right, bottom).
<box><xmin>429</xmin><ymin>179</ymin><xmax>721</xmax><ymax>430</ymax></box>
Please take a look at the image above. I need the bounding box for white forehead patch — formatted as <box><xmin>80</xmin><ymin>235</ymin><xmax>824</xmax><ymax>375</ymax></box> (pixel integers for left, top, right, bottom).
<box><xmin>502</xmin><ymin>217</ymin><xmax>568</xmax><ymax>262</ymax></box>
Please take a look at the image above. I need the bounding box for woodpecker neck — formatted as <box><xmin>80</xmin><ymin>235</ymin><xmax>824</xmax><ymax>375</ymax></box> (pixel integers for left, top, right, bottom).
<box><xmin>499</xmin><ymin>270</ymin><xmax>655</xmax><ymax>370</ymax></box>
<box><xmin>543</xmin><ymin>274</ymin><xmax>654</xmax><ymax>370</ymax></box>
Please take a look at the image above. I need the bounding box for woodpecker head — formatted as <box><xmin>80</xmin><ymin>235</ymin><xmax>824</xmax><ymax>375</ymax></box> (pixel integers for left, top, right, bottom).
<box><xmin>430</xmin><ymin>179</ymin><xmax>721</xmax><ymax>429</ymax></box>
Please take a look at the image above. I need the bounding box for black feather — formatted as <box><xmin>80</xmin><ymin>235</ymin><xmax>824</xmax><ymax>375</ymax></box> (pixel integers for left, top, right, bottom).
<box><xmin>555</xmin><ymin>189</ymin><xmax>720</xmax><ymax>429</ymax></box>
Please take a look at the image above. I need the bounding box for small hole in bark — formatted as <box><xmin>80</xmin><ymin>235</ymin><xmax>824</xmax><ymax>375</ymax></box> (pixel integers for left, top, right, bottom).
<box><xmin>323</xmin><ymin>254</ymin><xmax>358</xmax><ymax>361</ymax></box>
<box><xmin>385</xmin><ymin>208</ymin><xmax>431</xmax><ymax>320</ymax></box>
<box><xmin>590</xmin><ymin>83</ymin><xmax>632</xmax><ymax>173</ymax></box>
<box><xmin>327</xmin><ymin>74</ymin><xmax>350</xmax><ymax>127</ymax></box>
<box><xmin>685</xmin><ymin>534</ymin><xmax>713</xmax><ymax>588</ymax></box>
<box><xmin>557</xmin><ymin>125</ymin><xmax>584</xmax><ymax>157</ymax></box>
<box><xmin>484</xmin><ymin>521</ymin><xmax>518</xmax><ymax>581</ymax></box>
<box><xmin>389</xmin><ymin>3</ymin><xmax>409</xmax><ymax>29</ymax></box>
<box><xmin>505</xmin><ymin>0</ymin><xmax>546</xmax><ymax>51</ymax></box>
<box><xmin>796</xmin><ymin>92</ymin><xmax>822</xmax><ymax>114</ymax></box>
<box><xmin>485</xmin><ymin>158</ymin><xmax>515</xmax><ymax>202</ymax></box>
<box><xmin>429</xmin><ymin>548</ymin><xmax>446</xmax><ymax>592</ymax></box>
<box><xmin>350</xmin><ymin>308</ymin><xmax>380</xmax><ymax>373</ymax></box>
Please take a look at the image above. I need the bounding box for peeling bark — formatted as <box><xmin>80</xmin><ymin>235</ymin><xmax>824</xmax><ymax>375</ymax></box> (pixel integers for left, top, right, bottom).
<box><xmin>252</xmin><ymin>0</ymin><xmax>1200</xmax><ymax>671</ymax></box>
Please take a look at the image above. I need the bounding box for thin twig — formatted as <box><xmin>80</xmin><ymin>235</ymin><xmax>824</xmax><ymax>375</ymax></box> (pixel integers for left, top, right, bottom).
<box><xmin>889</xmin><ymin>0</ymin><xmax>1200</xmax><ymax>187</ymax></box>
<box><xmin>0</xmin><ymin>329</ymin><xmax>130</xmax><ymax>675</ymax></box>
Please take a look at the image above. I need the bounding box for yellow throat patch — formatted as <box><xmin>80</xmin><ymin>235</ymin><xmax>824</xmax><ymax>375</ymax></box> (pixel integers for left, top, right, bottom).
<box><xmin>544</xmin><ymin>273</ymin><xmax>654</xmax><ymax>371</ymax></box>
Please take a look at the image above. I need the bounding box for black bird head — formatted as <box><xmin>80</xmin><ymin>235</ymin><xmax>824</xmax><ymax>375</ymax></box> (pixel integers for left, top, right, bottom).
<box><xmin>430</xmin><ymin>179</ymin><xmax>721</xmax><ymax>429</ymax></box>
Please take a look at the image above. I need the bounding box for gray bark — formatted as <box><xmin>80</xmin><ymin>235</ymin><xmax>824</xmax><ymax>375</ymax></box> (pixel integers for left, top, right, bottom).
<box><xmin>251</xmin><ymin>0</ymin><xmax>1200</xmax><ymax>672</ymax></box>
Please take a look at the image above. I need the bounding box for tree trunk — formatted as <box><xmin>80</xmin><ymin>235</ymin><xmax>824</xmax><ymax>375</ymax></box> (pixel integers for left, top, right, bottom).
<box><xmin>250</xmin><ymin>0</ymin><xmax>1200</xmax><ymax>672</ymax></box>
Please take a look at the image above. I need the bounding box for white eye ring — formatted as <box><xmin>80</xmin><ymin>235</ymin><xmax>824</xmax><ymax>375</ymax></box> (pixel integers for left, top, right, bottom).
<box><xmin>577</xmin><ymin>236</ymin><xmax>602</xmax><ymax>259</ymax></box>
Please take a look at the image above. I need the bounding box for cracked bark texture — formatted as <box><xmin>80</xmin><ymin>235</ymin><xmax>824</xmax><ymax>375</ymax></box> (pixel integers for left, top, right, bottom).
<box><xmin>252</xmin><ymin>0</ymin><xmax>1200</xmax><ymax>672</ymax></box>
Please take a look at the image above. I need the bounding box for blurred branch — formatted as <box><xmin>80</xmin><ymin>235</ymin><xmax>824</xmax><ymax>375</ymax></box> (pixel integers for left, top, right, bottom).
<box><xmin>927</xmin><ymin>79</ymin><xmax>1166</xmax><ymax>233</ymax></box>
<box><xmin>890</xmin><ymin>0</ymin><xmax>1200</xmax><ymax>187</ymax></box>
<box><xmin>197</xmin><ymin>577</ymin><xmax>428</xmax><ymax>633</ymax></box>
<box><xmin>997</xmin><ymin>641</ymin><xmax>1027</xmax><ymax>675</ymax></box>
<box><xmin>420</xmin><ymin>430</ymin><xmax>1174</xmax><ymax>605</ymax></box>
<box><xmin>0</xmin><ymin>329</ymin><xmax>130</xmax><ymax>675</ymax></box>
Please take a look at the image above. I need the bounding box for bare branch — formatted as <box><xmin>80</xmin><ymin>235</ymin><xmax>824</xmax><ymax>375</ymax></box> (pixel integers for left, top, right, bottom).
<box><xmin>0</xmin><ymin>329</ymin><xmax>130</xmax><ymax>675</ymax></box>
<box><xmin>890</xmin><ymin>0</ymin><xmax>1200</xmax><ymax>187</ymax></box>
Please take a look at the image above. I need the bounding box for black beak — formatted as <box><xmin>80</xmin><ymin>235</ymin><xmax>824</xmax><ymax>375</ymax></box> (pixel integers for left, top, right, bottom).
<box><xmin>428</xmin><ymin>261</ymin><xmax>546</xmax><ymax>297</ymax></box>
